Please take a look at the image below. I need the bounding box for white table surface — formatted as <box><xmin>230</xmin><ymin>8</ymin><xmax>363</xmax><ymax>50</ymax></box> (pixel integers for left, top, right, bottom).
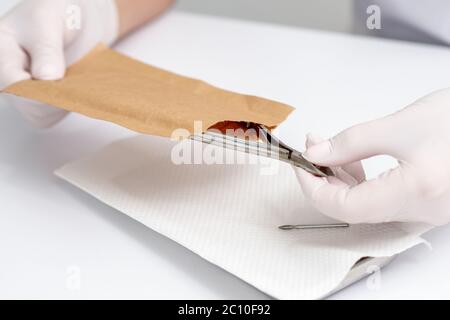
<box><xmin>1</xmin><ymin>10</ymin><xmax>450</xmax><ymax>300</ymax></box>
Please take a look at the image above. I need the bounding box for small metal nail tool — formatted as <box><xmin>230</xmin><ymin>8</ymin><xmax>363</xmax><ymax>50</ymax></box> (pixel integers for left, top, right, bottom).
<box><xmin>278</xmin><ymin>223</ymin><xmax>350</xmax><ymax>230</ymax></box>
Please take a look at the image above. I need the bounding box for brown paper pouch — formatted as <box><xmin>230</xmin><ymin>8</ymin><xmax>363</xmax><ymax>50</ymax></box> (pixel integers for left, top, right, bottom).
<box><xmin>3</xmin><ymin>44</ymin><xmax>294</xmax><ymax>137</ymax></box>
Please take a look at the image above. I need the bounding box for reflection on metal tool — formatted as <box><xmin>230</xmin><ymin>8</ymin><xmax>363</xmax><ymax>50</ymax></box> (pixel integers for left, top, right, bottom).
<box><xmin>278</xmin><ymin>223</ymin><xmax>350</xmax><ymax>231</ymax></box>
<box><xmin>190</xmin><ymin>122</ymin><xmax>333</xmax><ymax>177</ymax></box>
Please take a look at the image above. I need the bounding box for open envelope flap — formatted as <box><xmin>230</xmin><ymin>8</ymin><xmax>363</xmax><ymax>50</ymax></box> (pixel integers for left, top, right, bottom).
<box><xmin>3</xmin><ymin>44</ymin><xmax>294</xmax><ymax>137</ymax></box>
<box><xmin>55</xmin><ymin>135</ymin><xmax>426</xmax><ymax>299</ymax></box>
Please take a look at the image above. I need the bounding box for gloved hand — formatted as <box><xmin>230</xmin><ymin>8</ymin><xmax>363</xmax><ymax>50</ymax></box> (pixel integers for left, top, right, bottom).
<box><xmin>0</xmin><ymin>0</ymin><xmax>119</xmax><ymax>128</ymax></box>
<box><xmin>295</xmin><ymin>88</ymin><xmax>450</xmax><ymax>226</ymax></box>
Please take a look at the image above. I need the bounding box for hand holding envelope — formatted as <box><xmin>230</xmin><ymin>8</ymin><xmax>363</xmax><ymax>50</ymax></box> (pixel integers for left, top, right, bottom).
<box><xmin>3</xmin><ymin>44</ymin><xmax>293</xmax><ymax>137</ymax></box>
<box><xmin>0</xmin><ymin>0</ymin><xmax>119</xmax><ymax>128</ymax></box>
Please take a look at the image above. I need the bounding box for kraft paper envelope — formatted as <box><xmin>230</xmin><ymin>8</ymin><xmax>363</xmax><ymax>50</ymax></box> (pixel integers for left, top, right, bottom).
<box><xmin>3</xmin><ymin>44</ymin><xmax>294</xmax><ymax>136</ymax></box>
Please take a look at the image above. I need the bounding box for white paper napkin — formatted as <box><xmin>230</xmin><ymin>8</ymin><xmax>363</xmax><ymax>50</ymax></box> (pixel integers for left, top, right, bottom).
<box><xmin>55</xmin><ymin>135</ymin><xmax>426</xmax><ymax>299</ymax></box>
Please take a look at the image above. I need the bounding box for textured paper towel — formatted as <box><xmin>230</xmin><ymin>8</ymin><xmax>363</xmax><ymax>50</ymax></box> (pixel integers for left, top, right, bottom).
<box><xmin>55</xmin><ymin>135</ymin><xmax>425</xmax><ymax>299</ymax></box>
<box><xmin>4</xmin><ymin>45</ymin><xmax>293</xmax><ymax>137</ymax></box>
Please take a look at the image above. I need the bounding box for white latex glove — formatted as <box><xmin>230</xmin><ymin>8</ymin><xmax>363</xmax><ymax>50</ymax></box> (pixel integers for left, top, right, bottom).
<box><xmin>295</xmin><ymin>88</ymin><xmax>450</xmax><ymax>226</ymax></box>
<box><xmin>0</xmin><ymin>0</ymin><xmax>118</xmax><ymax>128</ymax></box>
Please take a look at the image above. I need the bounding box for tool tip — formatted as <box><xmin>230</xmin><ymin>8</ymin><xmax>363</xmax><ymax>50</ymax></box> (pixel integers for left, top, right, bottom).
<box><xmin>278</xmin><ymin>225</ymin><xmax>294</xmax><ymax>230</ymax></box>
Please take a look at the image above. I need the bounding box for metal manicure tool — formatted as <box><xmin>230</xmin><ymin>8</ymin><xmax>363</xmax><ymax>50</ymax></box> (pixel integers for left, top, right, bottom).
<box><xmin>278</xmin><ymin>223</ymin><xmax>350</xmax><ymax>230</ymax></box>
<box><xmin>190</xmin><ymin>122</ymin><xmax>347</xmax><ymax>231</ymax></box>
<box><xmin>190</xmin><ymin>122</ymin><xmax>333</xmax><ymax>177</ymax></box>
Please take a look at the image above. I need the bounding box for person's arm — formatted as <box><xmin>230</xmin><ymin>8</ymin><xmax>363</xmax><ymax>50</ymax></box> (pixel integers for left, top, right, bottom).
<box><xmin>116</xmin><ymin>0</ymin><xmax>174</xmax><ymax>39</ymax></box>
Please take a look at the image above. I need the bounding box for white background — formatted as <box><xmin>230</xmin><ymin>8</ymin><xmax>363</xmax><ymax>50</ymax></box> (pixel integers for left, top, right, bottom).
<box><xmin>176</xmin><ymin>0</ymin><xmax>353</xmax><ymax>32</ymax></box>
